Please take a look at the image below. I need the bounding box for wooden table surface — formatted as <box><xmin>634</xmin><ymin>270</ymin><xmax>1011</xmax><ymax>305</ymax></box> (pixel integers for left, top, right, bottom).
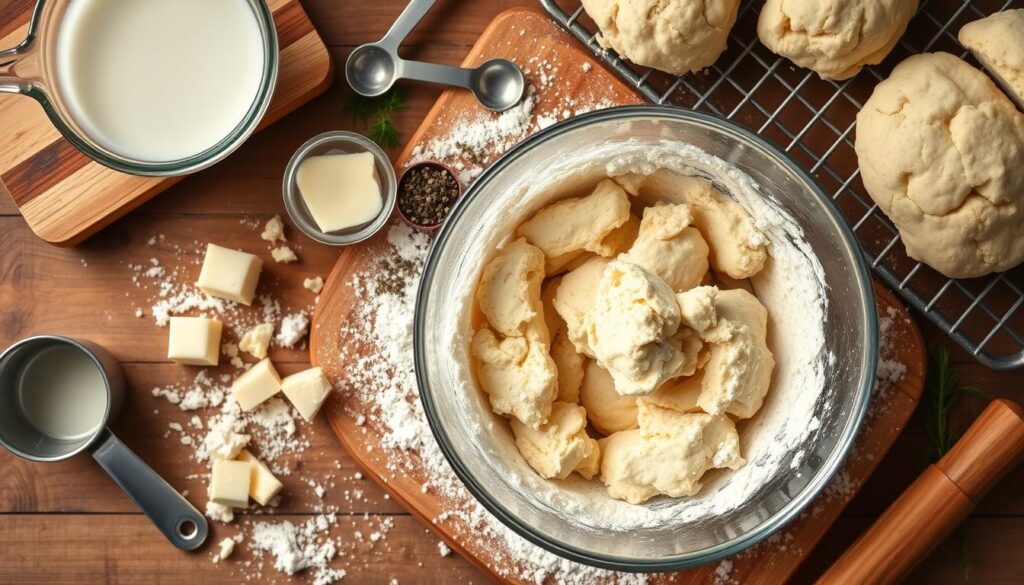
<box><xmin>1</xmin><ymin>1</ymin><xmax>1022</xmax><ymax>583</ymax></box>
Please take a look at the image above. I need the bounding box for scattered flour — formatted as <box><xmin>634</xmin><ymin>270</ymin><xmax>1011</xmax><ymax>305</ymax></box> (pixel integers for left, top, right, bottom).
<box><xmin>277</xmin><ymin>312</ymin><xmax>310</xmax><ymax>348</ymax></box>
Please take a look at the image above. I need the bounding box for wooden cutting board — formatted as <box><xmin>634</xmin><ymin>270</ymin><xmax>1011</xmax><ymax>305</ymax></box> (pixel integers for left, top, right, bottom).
<box><xmin>310</xmin><ymin>8</ymin><xmax>926</xmax><ymax>584</ymax></box>
<box><xmin>0</xmin><ymin>0</ymin><xmax>332</xmax><ymax>246</ymax></box>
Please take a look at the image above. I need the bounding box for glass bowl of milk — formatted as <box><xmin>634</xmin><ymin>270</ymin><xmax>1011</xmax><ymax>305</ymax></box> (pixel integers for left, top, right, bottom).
<box><xmin>0</xmin><ymin>0</ymin><xmax>278</xmax><ymax>176</ymax></box>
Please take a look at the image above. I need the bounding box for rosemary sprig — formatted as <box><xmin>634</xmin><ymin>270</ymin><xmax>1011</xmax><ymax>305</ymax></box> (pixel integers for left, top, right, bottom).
<box><xmin>921</xmin><ymin>345</ymin><xmax>989</xmax><ymax>581</ymax></box>
<box><xmin>922</xmin><ymin>346</ymin><xmax>987</xmax><ymax>463</ymax></box>
<box><xmin>342</xmin><ymin>88</ymin><xmax>406</xmax><ymax>149</ymax></box>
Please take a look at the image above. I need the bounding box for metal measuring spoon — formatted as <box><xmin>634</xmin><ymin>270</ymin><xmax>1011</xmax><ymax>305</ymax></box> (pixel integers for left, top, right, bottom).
<box><xmin>345</xmin><ymin>0</ymin><xmax>525</xmax><ymax>112</ymax></box>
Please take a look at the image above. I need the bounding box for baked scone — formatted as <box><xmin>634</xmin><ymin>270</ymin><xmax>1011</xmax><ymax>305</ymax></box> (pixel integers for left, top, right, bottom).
<box><xmin>757</xmin><ymin>0</ymin><xmax>917</xmax><ymax>80</ymax></box>
<box><xmin>580</xmin><ymin>0</ymin><xmax>741</xmax><ymax>75</ymax></box>
<box><xmin>959</xmin><ymin>9</ymin><xmax>1024</xmax><ymax>110</ymax></box>
<box><xmin>855</xmin><ymin>52</ymin><xmax>1024</xmax><ymax>278</ymax></box>
<box><xmin>600</xmin><ymin>403</ymin><xmax>744</xmax><ymax>504</ymax></box>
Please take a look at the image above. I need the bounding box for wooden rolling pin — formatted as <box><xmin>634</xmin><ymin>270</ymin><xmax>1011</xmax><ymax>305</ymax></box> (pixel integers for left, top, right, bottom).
<box><xmin>818</xmin><ymin>399</ymin><xmax>1024</xmax><ymax>584</ymax></box>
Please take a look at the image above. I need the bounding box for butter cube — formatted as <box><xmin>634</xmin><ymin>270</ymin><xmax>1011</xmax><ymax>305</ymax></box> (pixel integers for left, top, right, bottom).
<box><xmin>296</xmin><ymin>152</ymin><xmax>382</xmax><ymax>232</ymax></box>
<box><xmin>236</xmin><ymin>449</ymin><xmax>283</xmax><ymax>506</ymax></box>
<box><xmin>281</xmin><ymin>367</ymin><xmax>332</xmax><ymax>421</ymax></box>
<box><xmin>231</xmin><ymin>358</ymin><xmax>281</xmax><ymax>411</ymax></box>
<box><xmin>167</xmin><ymin>317</ymin><xmax>223</xmax><ymax>366</ymax></box>
<box><xmin>197</xmin><ymin>244</ymin><xmax>263</xmax><ymax>306</ymax></box>
<box><xmin>209</xmin><ymin>460</ymin><xmax>251</xmax><ymax>508</ymax></box>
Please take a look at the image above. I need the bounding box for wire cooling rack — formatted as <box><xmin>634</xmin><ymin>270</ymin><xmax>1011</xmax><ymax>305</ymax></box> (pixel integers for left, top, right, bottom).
<box><xmin>541</xmin><ymin>0</ymin><xmax>1024</xmax><ymax>370</ymax></box>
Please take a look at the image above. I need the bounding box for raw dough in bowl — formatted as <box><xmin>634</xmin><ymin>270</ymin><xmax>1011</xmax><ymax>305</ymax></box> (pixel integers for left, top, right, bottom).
<box><xmin>445</xmin><ymin>138</ymin><xmax>833</xmax><ymax>530</ymax></box>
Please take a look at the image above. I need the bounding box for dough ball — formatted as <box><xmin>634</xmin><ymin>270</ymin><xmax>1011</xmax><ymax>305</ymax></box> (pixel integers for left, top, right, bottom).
<box><xmin>553</xmin><ymin>256</ymin><xmax>610</xmax><ymax>356</ymax></box>
<box><xmin>580</xmin><ymin>360</ymin><xmax>639</xmax><ymax>435</ymax></box>
<box><xmin>518</xmin><ymin>179</ymin><xmax>630</xmax><ymax>264</ymax></box>
<box><xmin>540</xmin><ymin>277</ymin><xmax>565</xmax><ymax>336</ymax></box>
<box><xmin>585</xmin><ymin>261</ymin><xmax>687</xmax><ymax>396</ymax></box>
<box><xmin>551</xmin><ymin>329</ymin><xmax>585</xmax><ymax>404</ymax></box>
<box><xmin>621</xmin><ymin>204</ymin><xmax>710</xmax><ymax>292</ymax></box>
<box><xmin>511</xmin><ymin>402</ymin><xmax>599</xmax><ymax>480</ymax></box>
<box><xmin>959</xmin><ymin>9</ymin><xmax>1024</xmax><ymax>110</ymax></box>
<box><xmin>639</xmin><ymin>371</ymin><xmax>703</xmax><ymax>414</ymax></box>
<box><xmin>472</xmin><ymin>328</ymin><xmax>557</xmax><ymax>429</ymax></box>
<box><xmin>581</xmin><ymin>0</ymin><xmax>741</xmax><ymax>75</ymax></box>
<box><xmin>599</xmin><ymin>403</ymin><xmax>744</xmax><ymax>504</ymax></box>
<box><xmin>757</xmin><ymin>0</ymin><xmax>917</xmax><ymax>80</ymax></box>
<box><xmin>476</xmin><ymin>238</ymin><xmax>548</xmax><ymax>340</ymax></box>
<box><xmin>855</xmin><ymin>52</ymin><xmax>1024</xmax><ymax>278</ymax></box>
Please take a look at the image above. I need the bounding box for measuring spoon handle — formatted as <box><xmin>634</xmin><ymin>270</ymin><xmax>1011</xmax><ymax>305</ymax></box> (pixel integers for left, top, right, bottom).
<box><xmin>399</xmin><ymin>60</ymin><xmax>473</xmax><ymax>90</ymax></box>
<box><xmin>92</xmin><ymin>430</ymin><xmax>208</xmax><ymax>551</ymax></box>
<box><xmin>379</xmin><ymin>0</ymin><xmax>437</xmax><ymax>51</ymax></box>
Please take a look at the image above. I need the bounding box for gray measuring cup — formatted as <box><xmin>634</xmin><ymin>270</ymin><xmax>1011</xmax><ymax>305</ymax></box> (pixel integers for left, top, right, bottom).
<box><xmin>0</xmin><ymin>335</ymin><xmax>208</xmax><ymax>550</ymax></box>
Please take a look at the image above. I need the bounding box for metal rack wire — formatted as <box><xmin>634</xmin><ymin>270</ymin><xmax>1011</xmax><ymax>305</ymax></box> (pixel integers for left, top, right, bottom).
<box><xmin>541</xmin><ymin>0</ymin><xmax>1024</xmax><ymax>370</ymax></box>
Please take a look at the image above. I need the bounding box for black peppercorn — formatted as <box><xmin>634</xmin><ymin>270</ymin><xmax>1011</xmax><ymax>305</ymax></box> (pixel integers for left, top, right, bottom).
<box><xmin>398</xmin><ymin>164</ymin><xmax>460</xmax><ymax>227</ymax></box>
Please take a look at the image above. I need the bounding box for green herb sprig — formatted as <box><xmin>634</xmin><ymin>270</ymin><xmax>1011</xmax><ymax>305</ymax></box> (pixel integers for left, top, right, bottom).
<box><xmin>921</xmin><ymin>345</ymin><xmax>989</xmax><ymax>581</ymax></box>
<box><xmin>342</xmin><ymin>88</ymin><xmax>407</xmax><ymax>149</ymax></box>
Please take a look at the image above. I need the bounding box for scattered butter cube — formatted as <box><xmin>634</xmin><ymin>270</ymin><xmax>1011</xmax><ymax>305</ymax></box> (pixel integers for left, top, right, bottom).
<box><xmin>271</xmin><ymin>245</ymin><xmax>298</xmax><ymax>264</ymax></box>
<box><xmin>209</xmin><ymin>460</ymin><xmax>251</xmax><ymax>508</ymax></box>
<box><xmin>281</xmin><ymin>367</ymin><xmax>332</xmax><ymax>421</ymax></box>
<box><xmin>197</xmin><ymin>243</ymin><xmax>263</xmax><ymax>306</ymax></box>
<box><xmin>296</xmin><ymin>152</ymin><xmax>382</xmax><ymax>233</ymax></box>
<box><xmin>167</xmin><ymin>317</ymin><xmax>223</xmax><ymax>366</ymax></box>
<box><xmin>231</xmin><ymin>358</ymin><xmax>282</xmax><ymax>411</ymax></box>
<box><xmin>236</xmin><ymin>449</ymin><xmax>283</xmax><ymax>506</ymax></box>
<box><xmin>213</xmin><ymin>537</ymin><xmax>235</xmax><ymax>563</ymax></box>
<box><xmin>239</xmin><ymin>323</ymin><xmax>274</xmax><ymax>359</ymax></box>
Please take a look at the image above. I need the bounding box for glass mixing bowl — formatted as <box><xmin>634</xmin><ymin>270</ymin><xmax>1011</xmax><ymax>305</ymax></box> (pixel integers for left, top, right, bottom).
<box><xmin>414</xmin><ymin>106</ymin><xmax>876</xmax><ymax>571</ymax></box>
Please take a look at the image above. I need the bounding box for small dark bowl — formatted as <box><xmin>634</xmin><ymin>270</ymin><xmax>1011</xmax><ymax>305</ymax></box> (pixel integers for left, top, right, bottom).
<box><xmin>396</xmin><ymin>161</ymin><xmax>463</xmax><ymax>233</ymax></box>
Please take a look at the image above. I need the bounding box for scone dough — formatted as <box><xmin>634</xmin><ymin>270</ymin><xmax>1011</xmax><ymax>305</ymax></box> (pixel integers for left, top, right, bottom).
<box><xmin>959</xmin><ymin>10</ymin><xmax>1024</xmax><ymax>110</ymax></box>
<box><xmin>551</xmin><ymin>329</ymin><xmax>585</xmax><ymax>404</ymax></box>
<box><xmin>585</xmin><ymin>261</ymin><xmax>687</xmax><ymax>396</ymax></box>
<box><xmin>757</xmin><ymin>0</ymin><xmax>917</xmax><ymax>80</ymax></box>
<box><xmin>581</xmin><ymin>0</ymin><xmax>741</xmax><ymax>75</ymax></box>
<box><xmin>618</xmin><ymin>171</ymin><xmax>768</xmax><ymax>279</ymax></box>
<box><xmin>678</xmin><ymin>286</ymin><xmax>774</xmax><ymax>418</ymax></box>
<box><xmin>553</xmin><ymin>256</ymin><xmax>610</xmax><ymax>356</ymax></box>
<box><xmin>511</xmin><ymin>401</ymin><xmax>600</xmax><ymax>480</ymax></box>
<box><xmin>579</xmin><ymin>360</ymin><xmax>639</xmax><ymax>435</ymax></box>
<box><xmin>518</xmin><ymin>179</ymin><xmax>630</xmax><ymax>265</ymax></box>
<box><xmin>855</xmin><ymin>52</ymin><xmax>1024</xmax><ymax>278</ymax></box>
<box><xmin>472</xmin><ymin>329</ymin><xmax>558</xmax><ymax>429</ymax></box>
<box><xmin>476</xmin><ymin>238</ymin><xmax>548</xmax><ymax>340</ymax></box>
<box><xmin>621</xmin><ymin>204</ymin><xmax>710</xmax><ymax>292</ymax></box>
<box><xmin>600</xmin><ymin>402</ymin><xmax>744</xmax><ymax>504</ymax></box>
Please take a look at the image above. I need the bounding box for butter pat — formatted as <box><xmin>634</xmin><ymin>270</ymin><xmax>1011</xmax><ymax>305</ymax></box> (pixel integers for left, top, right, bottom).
<box><xmin>235</xmin><ymin>449</ymin><xmax>283</xmax><ymax>506</ymax></box>
<box><xmin>281</xmin><ymin>367</ymin><xmax>332</xmax><ymax>421</ymax></box>
<box><xmin>231</xmin><ymin>358</ymin><xmax>282</xmax><ymax>411</ymax></box>
<box><xmin>197</xmin><ymin>244</ymin><xmax>263</xmax><ymax>306</ymax></box>
<box><xmin>209</xmin><ymin>460</ymin><xmax>251</xmax><ymax>508</ymax></box>
<box><xmin>297</xmin><ymin>152</ymin><xmax>382</xmax><ymax>233</ymax></box>
<box><xmin>167</xmin><ymin>317</ymin><xmax>223</xmax><ymax>366</ymax></box>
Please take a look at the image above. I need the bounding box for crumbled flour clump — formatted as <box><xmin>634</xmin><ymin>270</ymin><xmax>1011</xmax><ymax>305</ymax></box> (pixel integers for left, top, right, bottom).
<box><xmin>250</xmin><ymin>515</ymin><xmax>347</xmax><ymax>585</ymax></box>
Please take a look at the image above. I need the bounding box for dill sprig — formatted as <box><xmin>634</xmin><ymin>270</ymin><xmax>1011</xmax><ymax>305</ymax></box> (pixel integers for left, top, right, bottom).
<box><xmin>922</xmin><ymin>345</ymin><xmax>989</xmax><ymax>581</ymax></box>
<box><xmin>342</xmin><ymin>88</ymin><xmax>406</xmax><ymax>149</ymax></box>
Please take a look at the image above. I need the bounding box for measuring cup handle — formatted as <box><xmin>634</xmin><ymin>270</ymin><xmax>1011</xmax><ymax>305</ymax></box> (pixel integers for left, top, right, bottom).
<box><xmin>379</xmin><ymin>0</ymin><xmax>437</xmax><ymax>50</ymax></box>
<box><xmin>91</xmin><ymin>430</ymin><xmax>208</xmax><ymax>551</ymax></box>
<box><xmin>0</xmin><ymin>2</ymin><xmax>43</xmax><ymax>96</ymax></box>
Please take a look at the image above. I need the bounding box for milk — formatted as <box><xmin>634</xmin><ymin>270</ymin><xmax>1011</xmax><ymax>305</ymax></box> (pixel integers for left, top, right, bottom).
<box><xmin>17</xmin><ymin>346</ymin><xmax>107</xmax><ymax>440</ymax></box>
<box><xmin>56</xmin><ymin>0</ymin><xmax>266</xmax><ymax>162</ymax></box>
